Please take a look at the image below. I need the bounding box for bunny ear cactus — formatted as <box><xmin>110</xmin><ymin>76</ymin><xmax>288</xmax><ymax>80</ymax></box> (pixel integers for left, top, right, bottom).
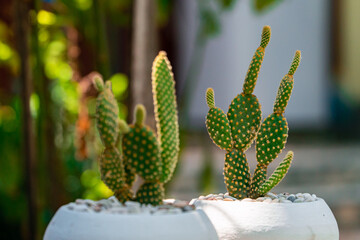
<box><xmin>205</xmin><ymin>26</ymin><xmax>301</xmax><ymax>199</ymax></box>
<box><xmin>94</xmin><ymin>51</ymin><xmax>179</xmax><ymax>206</ymax></box>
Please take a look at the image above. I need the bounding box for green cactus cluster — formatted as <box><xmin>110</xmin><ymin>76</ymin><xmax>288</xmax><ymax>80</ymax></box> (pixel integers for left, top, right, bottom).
<box><xmin>94</xmin><ymin>51</ymin><xmax>179</xmax><ymax>205</ymax></box>
<box><xmin>205</xmin><ymin>26</ymin><xmax>301</xmax><ymax>199</ymax></box>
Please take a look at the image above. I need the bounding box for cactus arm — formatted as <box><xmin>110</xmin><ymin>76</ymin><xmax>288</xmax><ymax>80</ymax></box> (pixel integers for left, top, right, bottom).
<box><xmin>224</xmin><ymin>149</ymin><xmax>251</xmax><ymax>199</ymax></box>
<box><xmin>206</xmin><ymin>88</ymin><xmax>215</xmax><ymax>108</ymax></box>
<box><xmin>152</xmin><ymin>51</ymin><xmax>180</xmax><ymax>183</ymax></box>
<box><xmin>288</xmin><ymin>50</ymin><xmax>301</xmax><ymax>76</ymax></box>
<box><xmin>94</xmin><ymin>77</ymin><xmax>131</xmax><ymax>202</ymax></box>
<box><xmin>257</xmin><ymin>151</ymin><xmax>293</xmax><ymax>196</ymax></box>
<box><xmin>99</xmin><ymin>148</ymin><xmax>132</xmax><ymax>202</ymax></box>
<box><xmin>251</xmin><ymin>51</ymin><xmax>301</xmax><ymax>196</ymax></box>
<box><xmin>273</xmin><ymin>51</ymin><xmax>301</xmax><ymax>114</ymax></box>
<box><xmin>205</xmin><ymin>88</ymin><xmax>233</xmax><ymax>150</ymax></box>
<box><xmin>242</xmin><ymin>26</ymin><xmax>271</xmax><ymax>94</ymax></box>
<box><xmin>94</xmin><ymin>77</ymin><xmax>119</xmax><ymax>147</ymax></box>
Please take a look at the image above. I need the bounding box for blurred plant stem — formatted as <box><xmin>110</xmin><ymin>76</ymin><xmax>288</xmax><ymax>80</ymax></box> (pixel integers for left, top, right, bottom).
<box><xmin>131</xmin><ymin>0</ymin><xmax>158</xmax><ymax>128</ymax></box>
<box><xmin>14</xmin><ymin>0</ymin><xmax>37</xmax><ymax>239</ymax></box>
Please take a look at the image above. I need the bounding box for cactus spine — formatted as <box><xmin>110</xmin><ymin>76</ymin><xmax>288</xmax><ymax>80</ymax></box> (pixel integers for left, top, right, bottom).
<box><xmin>95</xmin><ymin>51</ymin><xmax>179</xmax><ymax>205</ymax></box>
<box><xmin>205</xmin><ymin>26</ymin><xmax>301</xmax><ymax>199</ymax></box>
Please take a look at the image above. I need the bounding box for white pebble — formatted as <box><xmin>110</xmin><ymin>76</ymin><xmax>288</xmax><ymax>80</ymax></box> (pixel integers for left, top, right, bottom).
<box><xmin>241</xmin><ymin>198</ymin><xmax>255</xmax><ymax>202</ymax></box>
<box><xmin>125</xmin><ymin>201</ymin><xmax>141</xmax><ymax>208</ymax></box>
<box><xmin>224</xmin><ymin>195</ymin><xmax>237</xmax><ymax>201</ymax></box>
<box><xmin>189</xmin><ymin>199</ymin><xmax>197</xmax><ymax>205</ymax></box>
<box><xmin>256</xmin><ymin>197</ymin><xmax>266</xmax><ymax>202</ymax></box>
<box><xmin>271</xmin><ymin>199</ymin><xmax>280</xmax><ymax>203</ymax></box>
<box><xmin>163</xmin><ymin>199</ymin><xmax>176</xmax><ymax>205</ymax></box>
<box><xmin>303</xmin><ymin>193</ymin><xmax>312</xmax><ymax>199</ymax></box>
<box><xmin>294</xmin><ymin>198</ymin><xmax>305</xmax><ymax>203</ymax></box>
<box><xmin>205</xmin><ymin>194</ymin><xmax>214</xmax><ymax>199</ymax></box>
<box><xmin>265</xmin><ymin>193</ymin><xmax>278</xmax><ymax>199</ymax></box>
<box><xmin>263</xmin><ymin>198</ymin><xmax>272</xmax><ymax>203</ymax></box>
<box><xmin>305</xmin><ymin>197</ymin><xmax>315</xmax><ymax>202</ymax></box>
<box><xmin>296</xmin><ymin>193</ymin><xmax>304</xmax><ymax>198</ymax></box>
<box><xmin>280</xmin><ymin>199</ymin><xmax>292</xmax><ymax>203</ymax></box>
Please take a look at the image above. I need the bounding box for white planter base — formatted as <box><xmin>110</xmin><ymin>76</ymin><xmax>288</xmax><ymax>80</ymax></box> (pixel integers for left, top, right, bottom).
<box><xmin>44</xmin><ymin>203</ymin><xmax>218</xmax><ymax>240</ymax></box>
<box><xmin>195</xmin><ymin>198</ymin><xmax>339</xmax><ymax>240</ymax></box>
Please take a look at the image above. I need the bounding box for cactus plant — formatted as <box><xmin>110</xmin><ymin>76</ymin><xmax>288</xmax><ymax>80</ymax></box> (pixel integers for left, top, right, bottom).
<box><xmin>205</xmin><ymin>26</ymin><xmax>301</xmax><ymax>199</ymax></box>
<box><xmin>94</xmin><ymin>51</ymin><xmax>179</xmax><ymax>205</ymax></box>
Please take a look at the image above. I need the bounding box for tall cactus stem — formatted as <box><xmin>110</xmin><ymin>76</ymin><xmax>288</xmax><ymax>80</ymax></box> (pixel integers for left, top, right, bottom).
<box><xmin>152</xmin><ymin>51</ymin><xmax>179</xmax><ymax>183</ymax></box>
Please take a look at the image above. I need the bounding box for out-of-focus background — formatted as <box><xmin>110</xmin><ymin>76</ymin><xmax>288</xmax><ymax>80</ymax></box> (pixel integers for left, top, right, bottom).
<box><xmin>0</xmin><ymin>0</ymin><xmax>359</xmax><ymax>239</ymax></box>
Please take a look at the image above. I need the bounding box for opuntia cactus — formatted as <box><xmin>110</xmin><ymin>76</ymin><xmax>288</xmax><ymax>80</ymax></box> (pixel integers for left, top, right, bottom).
<box><xmin>94</xmin><ymin>51</ymin><xmax>179</xmax><ymax>205</ymax></box>
<box><xmin>205</xmin><ymin>26</ymin><xmax>301</xmax><ymax>199</ymax></box>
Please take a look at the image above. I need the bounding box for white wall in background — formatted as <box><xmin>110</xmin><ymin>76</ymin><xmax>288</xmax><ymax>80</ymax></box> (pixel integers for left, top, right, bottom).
<box><xmin>174</xmin><ymin>0</ymin><xmax>330</xmax><ymax>130</ymax></box>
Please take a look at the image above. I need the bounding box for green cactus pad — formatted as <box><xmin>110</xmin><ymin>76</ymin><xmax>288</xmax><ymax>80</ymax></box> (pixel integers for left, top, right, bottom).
<box><xmin>273</xmin><ymin>75</ymin><xmax>294</xmax><ymax>115</ymax></box>
<box><xmin>122</xmin><ymin>124</ymin><xmax>162</xmax><ymax>182</ymax></box>
<box><xmin>95</xmin><ymin>79</ymin><xmax>119</xmax><ymax>147</ymax></box>
<box><xmin>135</xmin><ymin>182</ymin><xmax>164</xmax><ymax>205</ymax></box>
<box><xmin>249</xmin><ymin>163</ymin><xmax>267</xmax><ymax>198</ymax></box>
<box><xmin>99</xmin><ymin>147</ymin><xmax>130</xmax><ymax>202</ymax></box>
<box><xmin>242</xmin><ymin>26</ymin><xmax>271</xmax><ymax>95</ymax></box>
<box><xmin>255</xmin><ymin>113</ymin><xmax>288</xmax><ymax>165</ymax></box>
<box><xmin>206</xmin><ymin>109</ymin><xmax>232</xmax><ymax>151</ymax></box>
<box><xmin>224</xmin><ymin>149</ymin><xmax>251</xmax><ymax>199</ymax></box>
<box><xmin>152</xmin><ymin>51</ymin><xmax>179</xmax><ymax>183</ymax></box>
<box><xmin>258</xmin><ymin>151</ymin><xmax>293</xmax><ymax>196</ymax></box>
<box><xmin>227</xmin><ymin>93</ymin><xmax>262</xmax><ymax>151</ymax></box>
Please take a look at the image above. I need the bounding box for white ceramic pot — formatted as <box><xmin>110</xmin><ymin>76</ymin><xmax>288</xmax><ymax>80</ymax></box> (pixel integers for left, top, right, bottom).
<box><xmin>43</xmin><ymin>203</ymin><xmax>218</xmax><ymax>240</ymax></box>
<box><xmin>195</xmin><ymin>198</ymin><xmax>339</xmax><ymax>240</ymax></box>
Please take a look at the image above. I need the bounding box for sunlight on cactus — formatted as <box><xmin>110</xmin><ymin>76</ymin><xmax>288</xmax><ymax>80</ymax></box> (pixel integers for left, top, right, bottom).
<box><xmin>205</xmin><ymin>26</ymin><xmax>301</xmax><ymax>199</ymax></box>
<box><xmin>94</xmin><ymin>51</ymin><xmax>179</xmax><ymax>205</ymax></box>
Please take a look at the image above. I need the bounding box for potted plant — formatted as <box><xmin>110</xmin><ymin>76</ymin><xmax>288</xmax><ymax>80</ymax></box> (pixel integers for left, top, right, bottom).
<box><xmin>44</xmin><ymin>52</ymin><xmax>218</xmax><ymax>240</ymax></box>
<box><xmin>193</xmin><ymin>26</ymin><xmax>339</xmax><ymax>240</ymax></box>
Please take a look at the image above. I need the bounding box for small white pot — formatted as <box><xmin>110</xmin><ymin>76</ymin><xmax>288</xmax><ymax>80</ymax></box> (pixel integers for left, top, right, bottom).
<box><xmin>44</xmin><ymin>204</ymin><xmax>218</xmax><ymax>240</ymax></box>
<box><xmin>195</xmin><ymin>198</ymin><xmax>339</xmax><ymax>240</ymax></box>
